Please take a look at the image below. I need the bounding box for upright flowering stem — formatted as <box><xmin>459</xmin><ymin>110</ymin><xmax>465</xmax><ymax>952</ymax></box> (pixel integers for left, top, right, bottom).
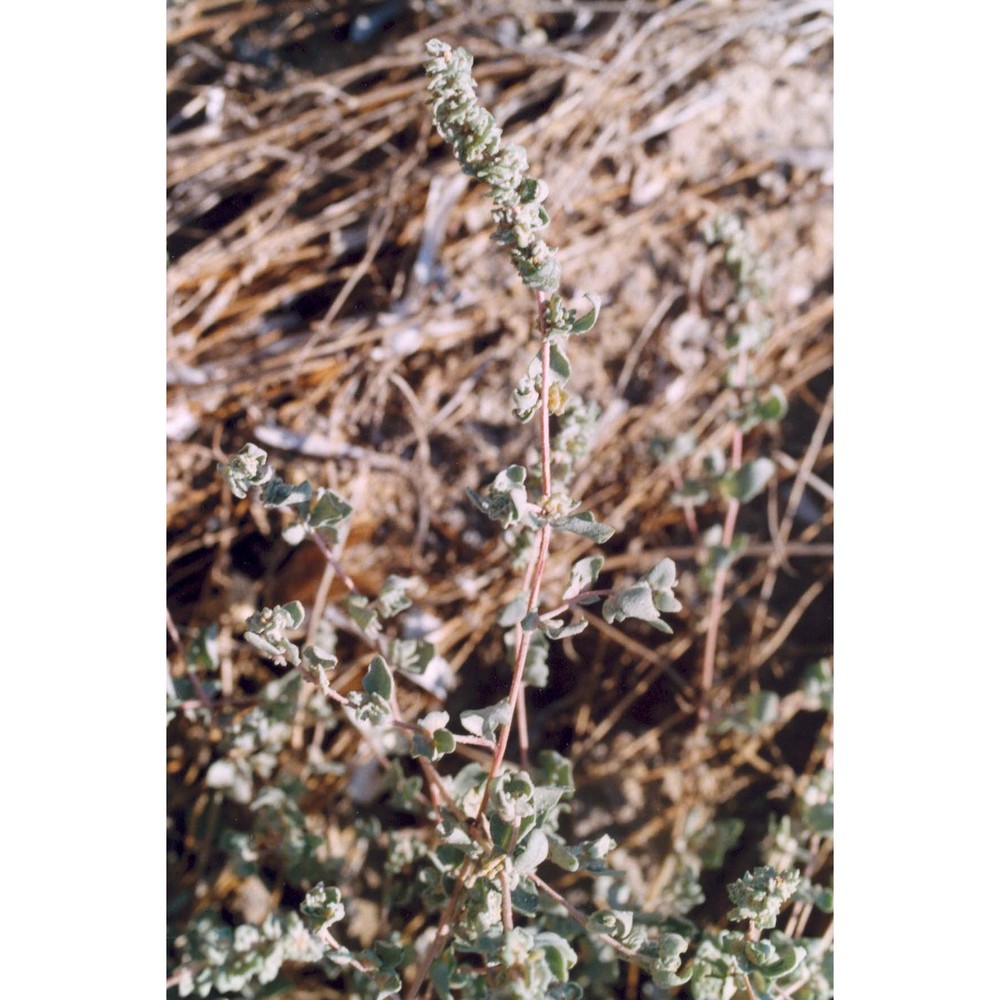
<box><xmin>406</xmin><ymin>295</ymin><xmax>556</xmax><ymax>1000</ymax></box>
<box><xmin>424</xmin><ymin>38</ymin><xmax>562</xmax><ymax>802</ymax></box>
<box><xmin>483</xmin><ymin>292</ymin><xmax>553</xmax><ymax>795</ymax></box>
<box><xmin>698</xmin><ymin>213</ymin><xmax>773</xmax><ymax>715</ymax></box>
<box><xmin>516</xmin><ymin>292</ymin><xmax>552</xmax><ymax>767</ymax></box>
<box><xmin>408</xmin><ymin>39</ymin><xmax>682</xmax><ymax>999</ymax></box>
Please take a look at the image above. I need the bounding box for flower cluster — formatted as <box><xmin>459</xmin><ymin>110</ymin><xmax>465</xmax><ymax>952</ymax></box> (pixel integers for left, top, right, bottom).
<box><xmin>424</xmin><ymin>39</ymin><xmax>560</xmax><ymax>291</ymax></box>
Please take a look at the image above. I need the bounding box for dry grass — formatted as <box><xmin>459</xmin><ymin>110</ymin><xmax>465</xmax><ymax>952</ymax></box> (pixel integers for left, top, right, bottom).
<box><xmin>167</xmin><ymin>1</ymin><xmax>832</xmax><ymax>991</ymax></box>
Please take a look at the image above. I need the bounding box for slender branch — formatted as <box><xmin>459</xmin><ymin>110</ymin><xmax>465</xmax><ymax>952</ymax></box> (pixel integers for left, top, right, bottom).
<box><xmin>536</xmin><ymin>588</ymin><xmax>613</xmax><ymax>623</ymax></box>
<box><xmin>481</xmin><ymin>293</ymin><xmax>553</xmax><ymax>808</ymax></box>
<box><xmin>699</xmin><ymin>346</ymin><xmax>748</xmax><ymax>713</ymax></box>
<box><xmin>529</xmin><ymin>874</ymin><xmax>650</xmax><ymax>968</ymax></box>
<box><xmin>403</xmin><ymin>857</ymin><xmax>471</xmax><ymax>1000</ymax></box>
<box><xmin>538</xmin><ymin>293</ymin><xmax>553</xmax><ymax>500</ymax></box>
<box><xmin>306</xmin><ymin>525</ymin><xmax>358</xmax><ymax>592</ymax></box>
<box><xmin>500</xmin><ymin>867</ymin><xmax>514</xmax><ymax>932</ymax></box>
<box><xmin>407</xmin><ymin>294</ymin><xmax>558</xmax><ymax>999</ymax></box>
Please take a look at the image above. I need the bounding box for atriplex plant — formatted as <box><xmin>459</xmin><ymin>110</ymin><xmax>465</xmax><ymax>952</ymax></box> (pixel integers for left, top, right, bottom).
<box><xmin>169</xmin><ymin>40</ymin><xmax>832</xmax><ymax>999</ymax></box>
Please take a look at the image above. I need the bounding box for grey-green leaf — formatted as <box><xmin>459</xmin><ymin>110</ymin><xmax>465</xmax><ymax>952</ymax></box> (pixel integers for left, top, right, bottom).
<box><xmin>722</xmin><ymin>457</ymin><xmax>775</xmax><ymax>503</ymax></box>
<box><xmin>376</xmin><ymin>576</ymin><xmax>414</xmax><ymax>618</ymax></box>
<box><xmin>387</xmin><ymin>637</ymin><xmax>435</xmax><ymax>675</ymax></box>
<box><xmin>541</xmin><ymin>619</ymin><xmax>588</xmax><ymax>640</ymax></box>
<box><xmin>569</xmin><ymin>293</ymin><xmax>600</xmax><ymax>334</ymax></box>
<box><xmin>549</xmin><ymin>341</ymin><xmax>571</xmax><ymax>384</ymax></box>
<box><xmin>281</xmin><ymin>601</ymin><xmax>306</xmax><ymax>629</ymax></box>
<box><xmin>363</xmin><ymin>656</ymin><xmax>394</xmax><ymax>702</ymax></box>
<box><xmin>433</xmin><ymin>728</ymin><xmax>457</xmax><ymax>756</ymax></box>
<box><xmin>535</xmin><ymin>931</ymin><xmax>577</xmax><ymax>981</ymax></box>
<box><xmin>460</xmin><ymin>700</ymin><xmax>513</xmax><ymax>741</ymax></box>
<box><xmin>552</xmin><ymin>511</ymin><xmax>615</xmax><ymax>543</ymax></box>
<box><xmin>563</xmin><ymin>556</ymin><xmax>603</xmax><ymax>600</ymax></box>
<box><xmin>259</xmin><ymin>478</ymin><xmax>312</xmax><ymax>509</ymax></box>
<box><xmin>513</xmin><ymin>827</ymin><xmax>549</xmax><ymax>875</ymax></box>
<box><xmin>309</xmin><ymin>489</ymin><xmax>354</xmax><ymax>530</ymax></box>
<box><xmin>498</xmin><ymin>592</ymin><xmax>530</xmax><ymax>627</ymax></box>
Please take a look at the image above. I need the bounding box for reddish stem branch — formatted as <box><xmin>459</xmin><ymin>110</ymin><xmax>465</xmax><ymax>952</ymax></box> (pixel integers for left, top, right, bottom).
<box><xmin>538</xmin><ymin>293</ymin><xmax>553</xmax><ymax>499</ymax></box>
<box><xmin>405</xmin><ymin>292</ymin><xmax>556</xmax><ymax>999</ymax></box>
<box><xmin>484</xmin><ymin>291</ymin><xmax>553</xmax><ymax>802</ymax></box>
<box><xmin>699</xmin><ymin>347</ymin><xmax>748</xmax><ymax>713</ymax></box>
<box><xmin>403</xmin><ymin>855</ymin><xmax>472</xmax><ymax>999</ymax></box>
<box><xmin>307</xmin><ymin>527</ymin><xmax>358</xmax><ymax>592</ymax></box>
<box><xmin>529</xmin><ymin>874</ymin><xmax>650</xmax><ymax>967</ymax></box>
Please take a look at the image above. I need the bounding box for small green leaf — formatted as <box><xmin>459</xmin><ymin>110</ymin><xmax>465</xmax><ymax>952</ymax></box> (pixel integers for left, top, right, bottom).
<box><xmin>745</xmin><ymin>935</ymin><xmax>805</xmax><ymax>977</ymax></box>
<box><xmin>301</xmin><ymin>645</ymin><xmax>337</xmax><ymax>689</ymax></box>
<box><xmin>573</xmin><ymin>834</ymin><xmax>619</xmax><ymax>874</ymax></box>
<box><xmin>587</xmin><ymin>908</ymin><xmax>633</xmax><ymax>940</ymax></box>
<box><xmin>512</xmin><ymin>361</ymin><xmax>542</xmax><ymax>423</ymax></box>
<box><xmin>803</xmin><ymin>801</ymin><xmax>834</xmax><ymax>837</ymax></box>
<box><xmin>652</xmin><ymin>933</ymin><xmax>692</xmax><ymax>988</ymax></box>
<box><xmin>758</xmin><ymin>384</ymin><xmax>788</xmax><ymax>422</ymax></box>
<box><xmin>644</xmin><ymin>558</ymin><xmax>677</xmax><ymax>594</ymax></box>
<box><xmin>309</xmin><ymin>488</ymin><xmax>353</xmax><ymax>538</ymax></box>
<box><xmin>347</xmin><ymin>594</ymin><xmax>382</xmax><ymax>640</ymax></box>
<box><xmin>412</xmin><ymin>711</ymin><xmax>457</xmax><ymax>762</ymax></box>
<box><xmin>372</xmin><ymin>972</ymin><xmax>402</xmax><ymax>1000</ymax></box>
<box><xmin>549</xmin><ymin>341</ymin><xmax>572</xmax><ymax>384</ymax></box>
<box><xmin>363</xmin><ymin>656</ymin><xmax>393</xmax><ymax>702</ymax></box>
<box><xmin>745</xmin><ymin>689</ymin><xmax>780</xmax><ymax>729</ymax></box>
<box><xmin>569</xmin><ymin>293</ymin><xmax>601</xmax><ymax>334</ymax></box>
<box><xmin>515</xmin><ymin>251</ymin><xmax>561</xmax><ymax>292</ymax></box>
<box><xmin>433</xmin><ymin>729</ymin><xmax>457</xmax><ymax>756</ymax></box>
<box><xmin>602</xmin><ymin>582</ymin><xmax>673</xmax><ymax>634</ymax></box>
<box><xmin>430</xmin><ymin>957</ymin><xmax>453</xmax><ymax>1000</ymax></box>
<box><xmin>671</xmin><ymin>480</ymin><xmax>711</xmax><ymax>506</ymax></box>
<box><xmin>535</xmin><ymin>931</ymin><xmax>577</xmax><ymax>981</ymax></box>
<box><xmin>802</xmin><ymin>658</ymin><xmax>833</xmax><ymax>712</ymax></box>
<box><xmin>546</xmin><ymin>838</ymin><xmax>578</xmax><ymax>872</ymax></box>
<box><xmin>259</xmin><ymin>478</ymin><xmax>312</xmax><ymax>509</ymax></box>
<box><xmin>699</xmin><ymin>526</ymin><xmax>749</xmax><ymax>589</ymax></box>
<box><xmin>511</xmin><ymin>880</ymin><xmax>539</xmax><ymax>916</ymax></box>
<box><xmin>187</xmin><ymin>625</ymin><xmax>219</xmax><ymax>673</ymax></box>
<box><xmin>421</xmin><ymin>710</ymin><xmax>449</xmax><ymax>733</ymax></box>
<box><xmin>797</xmin><ymin>878</ymin><xmax>834</xmax><ymax>913</ymax></box>
<box><xmin>721</xmin><ymin>457</ymin><xmax>776</xmax><ymax>503</ymax></box>
<box><xmin>281</xmin><ymin>602</ymin><xmax>305</xmax><ymax>629</ymax></box>
<box><xmin>244</xmin><ymin>603</ymin><xmax>304</xmax><ymax>666</ymax></box>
